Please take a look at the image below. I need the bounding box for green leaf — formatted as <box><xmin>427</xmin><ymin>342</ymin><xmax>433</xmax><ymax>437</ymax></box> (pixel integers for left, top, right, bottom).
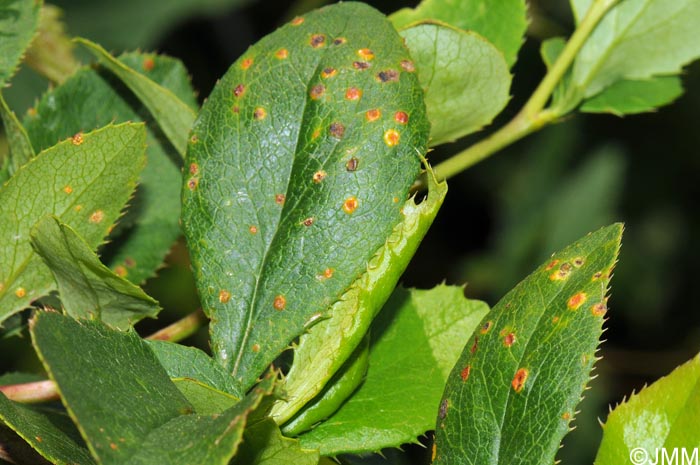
<box><xmin>171</xmin><ymin>379</ymin><xmax>238</xmax><ymax>415</ymax></box>
<box><xmin>433</xmin><ymin>224</ymin><xmax>623</xmax><ymax>465</ymax></box>
<box><xmin>24</xmin><ymin>4</ymin><xmax>80</xmax><ymax>84</ymax></box>
<box><xmin>30</xmin><ymin>216</ymin><xmax>160</xmax><ymax>329</ymax></box>
<box><xmin>0</xmin><ymin>91</ymin><xmax>34</xmax><ymax>175</ymax></box>
<box><xmin>30</xmin><ymin>311</ymin><xmax>193</xmax><ymax>465</ymax></box>
<box><xmin>570</xmin><ymin>0</ymin><xmax>700</xmax><ymax>101</ymax></box>
<box><xmin>76</xmin><ymin>38</ymin><xmax>197</xmax><ymax>157</ymax></box>
<box><xmin>0</xmin><ymin>394</ymin><xmax>96</xmax><ymax>465</ymax></box>
<box><xmin>298</xmin><ymin>284</ymin><xmax>489</xmax><ymax>455</ymax></box>
<box><xmin>283</xmin><ymin>335</ymin><xmax>369</xmax><ymax>436</ymax></box>
<box><xmin>147</xmin><ymin>340</ymin><xmax>244</xmax><ymax>398</ymax></box>
<box><xmin>271</xmin><ymin>171</ymin><xmax>446</xmax><ymax>424</ymax></box>
<box><xmin>23</xmin><ymin>53</ymin><xmax>195</xmax><ymax>284</ymax></box>
<box><xmin>390</xmin><ymin>0</ymin><xmax>527</xmax><ymax>68</ymax></box>
<box><xmin>125</xmin><ymin>371</ymin><xmax>277</xmax><ymax>465</ymax></box>
<box><xmin>580</xmin><ymin>76</ymin><xmax>684</xmax><ymax>115</ymax></box>
<box><xmin>595</xmin><ymin>353</ymin><xmax>700</xmax><ymax>465</ymax></box>
<box><xmin>0</xmin><ymin>123</ymin><xmax>146</xmax><ymax>324</ymax></box>
<box><xmin>540</xmin><ymin>37</ymin><xmax>570</xmax><ymax>111</ymax></box>
<box><xmin>183</xmin><ymin>3</ymin><xmax>430</xmax><ymax>391</ymax></box>
<box><xmin>0</xmin><ymin>0</ymin><xmax>42</xmax><ymax>86</ymax></box>
<box><xmin>400</xmin><ymin>22</ymin><xmax>510</xmax><ymax>146</ymax></box>
<box><xmin>233</xmin><ymin>418</ymin><xmax>319</xmax><ymax>465</ymax></box>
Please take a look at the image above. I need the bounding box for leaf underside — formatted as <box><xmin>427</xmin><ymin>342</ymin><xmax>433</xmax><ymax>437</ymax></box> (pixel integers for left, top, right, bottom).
<box><xmin>182</xmin><ymin>2</ymin><xmax>430</xmax><ymax>391</ymax></box>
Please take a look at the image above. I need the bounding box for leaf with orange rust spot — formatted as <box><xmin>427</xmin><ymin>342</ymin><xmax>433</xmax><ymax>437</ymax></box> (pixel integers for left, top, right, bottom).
<box><xmin>0</xmin><ymin>123</ymin><xmax>146</xmax><ymax>325</ymax></box>
<box><xmin>182</xmin><ymin>2</ymin><xmax>430</xmax><ymax>391</ymax></box>
<box><xmin>433</xmin><ymin>224</ymin><xmax>622</xmax><ymax>465</ymax></box>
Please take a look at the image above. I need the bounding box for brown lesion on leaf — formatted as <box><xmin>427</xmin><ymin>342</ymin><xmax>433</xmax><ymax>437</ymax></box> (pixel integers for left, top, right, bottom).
<box><xmin>470</xmin><ymin>337</ymin><xmax>479</xmax><ymax>354</ymax></box>
<box><xmin>275</xmin><ymin>48</ymin><xmax>289</xmax><ymax>59</ymax></box>
<box><xmin>291</xmin><ymin>16</ymin><xmax>304</xmax><ymax>26</ymax></box>
<box><xmin>503</xmin><ymin>332</ymin><xmax>516</xmax><ymax>347</ymax></box>
<box><xmin>142</xmin><ymin>57</ymin><xmax>155</xmax><ymax>71</ymax></box>
<box><xmin>233</xmin><ymin>84</ymin><xmax>245</xmax><ymax>98</ymax></box>
<box><xmin>346</xmin><ymin>157</ymin><xmax>359</xmax><ymax>172</ymax></box>
<box><xmin>329</xmin><ymin>122</ymin><xmax>345</xmax><ymax>139</ymax></box>
<box><xmin>310</xmin><ymin>84</ymin><xmax>326</xmax><ymax>100</ymax></box>
<box><xmin>312</xmin><ymin>170</ymin><xmax>326</xmax><ymax>183</ymax></box>
<box><xmin>89</xmin><ymin>210</ymin><xmax>105</xmax><ymax>224</ymax></box>
<box><xmin>189</xmin><ymin>163</ymin><xmax>199</xmax><ymax>175</ymax></box>
<box><xmin>249</xmin><ymin>225</ymin><xmax>258</xmax><ymax>234</ymax></box>
<box><xmin>394</xmin><ymin>111</ymin><xmax>409</xmax><ymax>124</ymax></box>
<box><xmin>377</xmin><ymin>69</ymin><xmax>399</xmax><ymax>83</ymax></box>
<box><xmin>550</xmin><ymin>262</ymin><xmax>572</xmax><ymax>281</ymax></box>
<box><xmin>333</xmin><ymin>37</ymin><xmax>347</xmax><ymax>46</ymax></box>
<box><xmin>273</xmin><ymin>295</ymin><xmax>286</xmax><ymax>310</ymax></box>
<box><xmin>71</xmin><ymin>132</ymin><xmax>84</xmax><ymax>145</ymax></box>
<box><xmin>591</xmin><ymin>302</ymin><xmax>607</xmax><ymax>317</ymax></box>
<box><xmin>275</xmin><ymin>194</ymin><xmax>286</xmax><ymax>205</ymax></box>
<box><xmin>219</xmin><ymin>290</ymin><xmax>231</xmax><ymax>303</ymax></box>
<box><xmin>567</xmin><ymin>292</ymin><xmax>587</xmax><ymax>310</ymax></box>
<box><xmin>400</xmin><ymin>60</ymin><xmax>415</xmax><ymax>72</ymax></box>
<box><xmin>187</xmin><ymin>178</ymin><xmax>199</xmax><ymax>191</ymax></box>
<box><xmin>115</xmin><ymin>266</ymin><xmax>127</xmax><ymax>278</ymax></box>
<box><xmin>345</xmin><ymin>87</ymin><xmax>362</xmax><ymax>100</ymax></box>
<box><xmin>241</xmin><ymin>58</ymin><xmax>254</xmax><ymax>70</ymax></box>
<box><xmin>301</xmin><ymin>217</ymin><xmax>314</xmax><ymax>227</ymax></box>
<box><xmin>460</xmin><ymin>365</ymin><xmax>471</xmax><ymax>382</ymax></box>
<box><xmin>352</xmin><ymin>61</ymin><xmax>370</xmax><ymax>70</ymax></box>
<box><xmin>253</xmin><ymin>107</ymin><xmax>267</xmax><ymax>120</ymax></box>
<box><xmin>480</xmin><ymin>320</ymin><xmax>493</xmax><ymax>334</ymax></box>
<box><xmin>321</xmin><ymin>67</ymin><xmax>337</xmax><ymax>79</ymax></box>
<box><xmin>310</xmin><ymin>34</ymin><xmax>326</xmax><ymax>48</ymax></box>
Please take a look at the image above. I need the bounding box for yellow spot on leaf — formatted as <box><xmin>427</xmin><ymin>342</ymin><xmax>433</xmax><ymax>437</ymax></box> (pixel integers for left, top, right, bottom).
<box><xmin>71</xmin><ymin>132</ymin><xmax>84</xmax><ymax>145</ymax></box>
<box><xmin>15</xmin><ymin>288</ymin><xmax>26</xmax><ymax>298</ymax></box>
<box><xmin>63</xmin><ymin>185</ymin><xmax>73</xmax><ymax>194</ymax></box>
<box><xmin>89</xmin><ymin>210</ymin><xmax>105</xmax><ymax>224</ymax></box>
<box><xmin>591</xmin><ymin>302</ymin><xmax>607</xmax><ymax>317</ymax></box>
<box><xmin>273</xmin><ymin>295</ymin><xmax>286</xmax><ymax>310</ymax></box>
<box><xmin>275</xmin><ymin>48</ymin><xmax>289</xmax><ymax>59</ymax></box>
<box><xmin>365</xmin><ymin>109</ymin><xmax>381</xmax><ymax>122</ymax></box>
<box><xmin>291</xmin><ymin>16</ymin><xmax>304</xmax><ymax>26</ymax></box>
<box><xmin>252</xmin><ymin>343</ymin><xmax>261</xmax><ymax>352</ymax></box>
<box><xmin>343</xmin><ymin>196</ymin><xmax>358</xmax><ymax>214</ymax></box>
<box><xmin>383</xmin><ymin>129</ymin><xmax>400</xmax><ymax>146</ymax></box>
<box><xmin>219</xmin><ymin>290</ymin><xmax>231</xmax><ymax>303</ymax></box>
<box><xmin>357</xmin><ymin>48</ymin><xmax>375</xmax><ymax>60</ymax></box>
<box><xmin>249</xmin><ymin>225</ymin><xmax>258</xmax><ymax>234</ymax></box>
<box><xmin>115</xmin><ymin>266</ymin><xmax>127</xmax><ymax>278</ymax></box>
<box><xmin>241</xmin><ymin>58</ymin><xmax>253</xmax><ymax>70</ymax></box>
<box><xmin>567</xmin><ymin>292</ymin><xmax>587</xmax><ymax>310</ymax></box>
<box><xmin>345</xmin><ymin>87</ymin><xmax>362</xmax><ymax>100</ymax></box>
<box><xmin>253</xmin><ymin>107</ymin><xmax>267</xmax><ymax>120</ymax></box>
<box><xmin>313</xmin><ymin>170</ymin><xmax>326</xmax><ymax>183</ymax></box>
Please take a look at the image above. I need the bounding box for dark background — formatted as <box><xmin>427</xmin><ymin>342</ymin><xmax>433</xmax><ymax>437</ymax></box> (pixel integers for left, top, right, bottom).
<box><xmin>2</xmin><ymin>1</ymin><xmax>699</xmax><ymax>464</ymax></box>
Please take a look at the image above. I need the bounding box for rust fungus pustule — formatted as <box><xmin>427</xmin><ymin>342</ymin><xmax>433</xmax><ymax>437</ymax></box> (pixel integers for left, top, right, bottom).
<box><xmin>321</xmin><ymin>67</ymin><xmax>337</xmax><ymax>79</ymax></box>
<box><xmin>249</xmin><ymin>225</ymin><xmax>258</xmax><ymax>234</ymax></box>
<box><xmin>323</xmin><ymin>268</ymin><xmax>334</xmax><ymax>278</ymax></box>
<box><xmin>568</xmin><ymin>292</ymin><xmax>587</xmax><ymax>310</ymax></box>
<box><xmin>115</xmin><ymin>266</ymin><xmax>127</xmax><ymax>278</ymax></box>
<box><xmin>291</xmin><ymin>16</ymin><xmax>304</xmax><ymax>26</ymax></box>
<box><xmin>357</xmin><ymin>48</ymin><xmax>375</xmax><ymax>60</ymax></box>
<box><xmin>310</xmin><ymin>84</ymin><xmax>325</xmax><ymax>100</ymax></box>
<box><xmin>383</xmin><ymin>129</ymin><xmax>400</xmax><ymax>146</ymax></box>
<box><xmin>343</xmin><ymin>196</ymin><xmax>358</xmax><ymax>214</ymax></box>
<box><xmin>460</xmin><ymin>365</ymin><xmax>471</xmax><ymax>382</ymax></box>
<box><xmin>470</xmin><ymin>337</ymin><xmax>479</xmax><ymax>354</ymax></box>
<box><xmin>333</xmin><ymin>37</ymin><xmax>347</xmax><ymax>46</ymax></box>
<box><xmin>15</xmin><ymin>288</ymin><xmax>26</xmax><ymax>298</ymax></box>
<box><xmin>480</xmin><ymin>321</ymin><xmax>493</xmax><ymax>334</ymax></box>
<box><xmin>252</xmin><ymin>343</ymin><xmax>261</xmax><ymax>352</ymax></box>
<box><xmin>591</xmin><ymin>302</ymin><xmax>607</xmax><ymax>317</ymax></box>
<box><xmin>310</xmin><ymin>34</ymin><xmax>326</xmax><ymax>48</ymax></box>
<box><xmin>63</xmin><ymin>185</ymin><xmax>73</xmax><ymax>194</ymax></box>
<box><xmin>592</xmin><ymin>271</ymin><xmax>604</xmax><ymax>281</ymax></box>
<box><xmin>503</xmin><ymin>332</ymin><xmax>516</xmax><ymax>347</ymax></box>
<box><xmin>400</xmin><ymin>60</ymin><xmax>416</xmax><ymax>72</ymax></box>
<box><xmin>219</xmin><ymin>290</ymin><xmax>231</xmax><ymax>303</ymax></box>
<box><xmin>71</xmin><ymin>132</ymin><xmax>84</xmax><ymax>145</ymax></box>
<box><xmin>346</xmin><ymin>157</ymin><xmax>359</xmax><ymax>172</ymax></box>
<box><xmin>187</xmin><ymin>178</ymin><xmax>199</xmax><ymax>191</ymax></box>
<box><xmin>345</xmin><ymin>87</ymin><xmax>362</xmax><ymax>100</ymax></box>
<box><xmin>241</xmin><ymin>58</ymin><xmax>253</xmax><ymax>70</ymax></box>
<box><xmin>573</xmin><ymin>257</ymin><xmax>585</xmax><ymax>267</ymax></box>
<box><xmin>329</xmin><ymin>122</ymin><xmax>345</xmax><ymax>139</ymax></box>
<box><xmin>253</xmin><ymin>107</ymin><xmax>267</xmax><ymax>120</ymax></box>
<box><xmin>142</xmin><ymin>57</ymin><xmax>155</xmax><ymax>71</ymax></box>
<box><xmin>312</xmin><ymin>170</ymin><xmax>327</xmax><ymax>183</ymax></box>
<box><xmin>353</xmin><ymin>61</ymin><xmax>370</xmax><ymax>70</ymax></box>
<box><xmin>545</xmin><ymin>259</ymin><xmax>559</xmax><ymax>271</ymax></box>
<box><xmin>275</xmin><ymin>48</ymin><xmax>289</xmax><ymax>59</ymax></box>
<box><xmin>377</xmin><ymin>69</ymin><xmax>400</xmax><ymax>83</ymax></box>
<box><xmin>365</xmin><ymin>109</ymin><xmax>381</xmax><ymax>121</ymax></box>
<box><xmin>512</xmin><ymin>368</ymin><xmax>529</xmax><ymax>393</ymax></box>
<box><xmin>550</xmin><ymin>262</ymin><xmax>572</xmax><ymax>281</ymax></box>
<box><xmin>275</xmin><ymin>194</ymin><xmax>286</xmax><ymax>205</ymax></box>
<box><xmin>190</xmin><ymin>134</ymin><xmax>198</xmax><ymax>144</ymax></box>
<box><xmin>302</xmin><ymin>217</ymin><xmax>315</xmax><ymax>227</ymax></box>
<box><xmin>394</xmin><ymin>111</ymin><xmax>409</xmax><ymax>124</ymax></box>
<box><xmin>189</xmin><ymin>163</ymin><xmax>199</xmax><ymax>175</ymax></box>
<box><xmin>273</xmin><ymin>295</ymin><xmax>286</xmax><ymax>310</ymax></box>
<box><xmin>89</xmin><ymin>210</ymin><xmax>105</xmax><ymax>224</ymax></box>
<box><xmin>233</xmin><ymin>84</ymin><xmax>245</xmax><ymax>97</ymax></box>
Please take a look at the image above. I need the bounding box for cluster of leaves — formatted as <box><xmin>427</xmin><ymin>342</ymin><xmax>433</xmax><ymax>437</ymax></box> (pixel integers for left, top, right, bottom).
<box><xmin>1</xmin><ymin>0</ymin><xmax>699</xmax><ymax>464</ymax></box>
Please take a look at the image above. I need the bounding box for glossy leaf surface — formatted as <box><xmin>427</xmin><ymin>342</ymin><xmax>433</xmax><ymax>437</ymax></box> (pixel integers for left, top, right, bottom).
<box><xmin>182</xmin><ymin>2</ymin><xmax>430</xmax><ymax>391</ymax></box>
<box><xmin>433</xmin><ymin>224</ymin><xmax>622</xmax><ymax>465</ymax></box>
<box><xmin>0</xmin><ymin>123</ymin><xmax>146</xmax><ymax>324</ymax></box>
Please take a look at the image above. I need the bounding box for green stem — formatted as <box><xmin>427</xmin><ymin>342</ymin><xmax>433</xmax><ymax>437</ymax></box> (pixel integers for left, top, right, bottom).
<box><xmin>415</xmin><ymin>0</ymin><xmax>620</xmax><ymax>189</ymax></box>
<box><xmin>0</xmin><ymin>310</ymin><xmax>207</xmax><ymax>404</ymax></box>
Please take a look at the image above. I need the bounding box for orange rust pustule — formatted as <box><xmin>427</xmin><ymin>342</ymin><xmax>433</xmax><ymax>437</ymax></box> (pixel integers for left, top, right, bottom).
<box><xmin>394</xmin><ymin>111</ymin><xmax>409</xmax><ymax>124</ymax></box>
<box><xmin>71</xmin><ymin>132</ymin><xmax>84</xmax><ymax>145</ymax></box>
<box><xmin>323</xmin><ymin>268</ymin><xmax>334</xmax><ymax>278</ymax></box>
<box><xmin>291</xmin><ymin>16</ymin><xmax>304</xmax><ymax>26</ymax></box>
<box><xmin>333</xmin><ymin>37</ymin><xmax>347</xmax><ymax>46</ymax></box>
<box><xmin>480</xmin><ymin>321</ymin><xmax>493</xmax><ymax>334</ymax></box>
<box><xmin>219</xmin><ymin>290</ymin><xmax>231</xmax><ymax>303</ymax></box>
<box><xmin>233</xmin><ymin>84</ymin><xmax>245</xmax><ymax>97</ymax></box>
<box><xmin>275</xmin><ymin>48</ymin><xmax>289</xmax><ymax>59</ymax></box>
<box><xmin>568</xmin><ymin>292</ymin><xmax>587</xmax><ymax>310</ymax></box>
<box><xmin>400</xmin><ymin>60</ymin><xmax>415</xmax><ymax>72</ymax></box>
<box><xmin>302</xmin><ymin>217</ymin><xmax>314</xmax><ymax>227</ymax></box>
<box><xmin>249</xmin><ymin>225</ymin><xmax>258</xmax><ymax>234</ymax></box>
<box><xmin>89</xmin><ymin>210</ymin><xmax>105</xmax><ymax>224</ymax></box>
<box><xmin>591</xmin><ymin>302</ymin><xmax>607</xmax><ymax>317</ymax></box>
<box><xmin>241</xmin><ymin>58</ymin><xmax>253</xmax><ymax>70</ymax></box>
<box><xmin>365</xmin><ymin>109</ymin><xmax>381</xmax><ymax>121</ymax></box>
<box><xmin>345</xmin><ymin>87</ymin><xmax>362</xmax><ymax>100</ymax></box>
<box><xmin>383</xmin><ymin>129</ymin><xmax>400</xmax><ymax>146</ymax></box>
<box><xmin>321</xmin><ymin>67</ymin><xmax>337</xmax><ymax>79</ymax></box>
<box><xmin>273</xmin><ymin>295</ymin><xmax>286</xmax><ymax>310</ymax></box>
<box><xmin>512</xmin><ymin>368</ymin><xmax>529</xmax><ymax>393</ymax></box>
<box><xmin>545</xmin><ymin>259</ymin><xmax>559</xmax><ymax>271</ymax></box>
<box><xmin>357</xmin><ymin>48</ymin><xmax>375</xmax><ymax>60</ymax></box>
<box><xmin>312</xmin><ymin>170</ymin><xmax>326</xmax><ymax>183</ymax></box>
<box><xmin>275</xmin><ymin>194</ymin><xmax>286</xmax><ymax>205</ymax></box>
<box><xmin>343</xmin><ymin>196</ymin><xmax>358</xmax><ymax>214</ymax></box>
<box><xmin>187</xmin><ymin>178</ymin><xmax>199</xmax><ymax>191</ymax></box>
<box><xmin>470</xmin><ymin>337</ymin><xmax>479</xmax><ymax>354</ymax></box>
<box><xmin>460</xmin><ymin>365</ymin><xmax>471</xmax><ymax>382</ymax></box>
<box><xmin>189</xmin><ymin>163</ymin><xmax>199</xmax><ymax>175</ymax></box>
<box><xmin>503</xmin><ymin>332</ymin><xmax>516</xmax><ymax>347</ymax></box>
<box><xmin>550</xmin><ymin>262</ymin><xmax>573</xmax><ymax>281</ymax></box>
<box><xmin>142</xmin><ymin>57</ymin><xmax>155</xmax><ymax>71</ymax></box>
